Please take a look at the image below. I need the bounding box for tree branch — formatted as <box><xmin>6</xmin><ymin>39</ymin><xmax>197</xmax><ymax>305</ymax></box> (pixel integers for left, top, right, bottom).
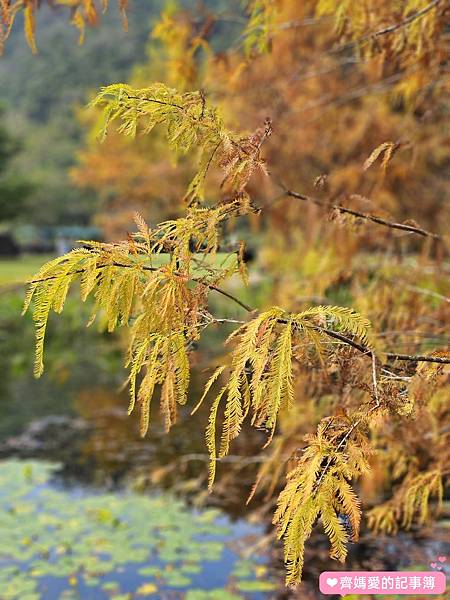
<box><xmin>332</xmin><ymin>0</ymin><xmax>442</xmax><ymax>54</ymax></box>
<box><xmin>27</xmin><ymin>259</ymin><xmax>254</xmax><ymax>313</ymax></box>
<box><xmin>204</xmin><ymin>282</ymin><xmax>253</xmax><ymax>312</ymax></box>
<box><xmin>316</xmin><ymin>326</ymin><xmax>369</xmax><ymax>355</ymax></box>
<box><xmin>282</xmin><ymin>187</ymin><xmax>442</xmax><ymax>240</ymax></box>
<box><xmin>27</xmin><ymin>260</ymin><xmax>449</xmax><ymax>364</ymax></box>
<box><xmin>371</xmin><ymin>0</ymin><xmax>441</xmax><ymax>39</ymax></box>
<box><xmin>318</xmin><ymin>326</ymin><xmax>450</xmax><ymax>364</ymax></box>
<box><xmin>384</xmin><ymin>351</ymin><xmax>450</xmax><ymax>364</ymax></box>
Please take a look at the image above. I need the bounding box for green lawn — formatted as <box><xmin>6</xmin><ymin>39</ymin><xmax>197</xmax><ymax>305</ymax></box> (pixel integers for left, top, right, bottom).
<box><xmin>0</xmin><ymin>254</ymin><xmax>53</xmax><ymax>286</ymax></box>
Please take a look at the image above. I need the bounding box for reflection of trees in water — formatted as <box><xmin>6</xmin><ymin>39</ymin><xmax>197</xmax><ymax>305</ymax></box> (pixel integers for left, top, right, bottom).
<box><xmin>0</xmin><ymin>292</ymin><xmax>123</xmax><ymax>438</ymax></box>
<box><xmin>69</xmin><ymin>382</ymin><xmax>269</xmax><ymax>515</ymax></box>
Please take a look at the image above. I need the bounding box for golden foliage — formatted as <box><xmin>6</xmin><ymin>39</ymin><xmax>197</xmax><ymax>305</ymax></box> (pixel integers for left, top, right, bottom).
<box><xmin>20</xmin><ymin>3</ymin><xmax>450</xmax><ymax>586</ymax></box>
<box><xmin>273</xmin><ymin>419</ymin><xmax>370</xmax><ymax>586</ymax></box>
<box><xmin>0</xmin><ymin>0</ymin><xmax>128</xmax><ymax>53</ymax></box>
<box><xmin>23</xmin><ymin>209</ymin><xmax>242</xmax><ymax>433</ymax></box>
<box><xmin>24</xmin><ymin>224</ymin><xmax>371</xmax><ymax>461</ymax></box>
<box><xmin>71</xmin><ymin>9</ymin><xmax>211</xmax><ymax>239</ymax></box>
<box><xmin>201</xmin><ymin>305</ymin><xmax>371</xmax><ymax>490</ymax></box>
<box><xmin>24</xmin><ymin>1</ymin><xmax>36</xmax><ymax>54</ymax></box>
<box><xmin>318</xmin><ymin>0</ymin><xmax>447</xmax><ymax>102</ymax></box>
<box><xmin>23</xmin><ymin>51</ymin><xmax>450</xmax><ymax>587</ymax></box>
<box><xmin>365</xmin><ymin>370</ymin><xmax>448</xmax><ymax>537</ymax></box>
<box><xmin>243</xmin><ymin>0</ymin><xmax>282</xmax><ymax>56</ymax></box>
<box><xmin>151</xmin><ymin>2</ymin><xmax>209</xmax><ymax>91</ymax></box>
<box><xmin>363</xmin><ymin>141</ymin><xmax>400</xmax><ymax>172</ymax></box>
<box><xmin>91</xmin><ymin>83</ymin><xmax>271</xmax><ymax>204</ymax></box>
<box><xmin>368</xmin><ymin>470</ymin><xmax>443</xmax><ymax>535</ymax></box>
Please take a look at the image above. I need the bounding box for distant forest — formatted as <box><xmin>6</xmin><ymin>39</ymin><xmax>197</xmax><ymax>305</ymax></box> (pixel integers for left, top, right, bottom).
<box><xmin>0</xmin><ymin>2</ymin><xmax>156</xmax><ymax>230</ymax></box>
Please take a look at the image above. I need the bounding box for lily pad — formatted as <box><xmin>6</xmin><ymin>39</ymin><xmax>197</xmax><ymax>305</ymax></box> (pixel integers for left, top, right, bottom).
<box><xmin>136</xmin><ymin>582</ymin><xmax>158</xmax><ymax>595</ymax></box>
<box><xmin>0</xmin><ymin>459</ymin><xmax>277</xmax><ymax>599</ymax></box>
<box><xmin>236</xmin><ymin>580</ymin><xmax>278</xmax><ymax>592</ymax></box>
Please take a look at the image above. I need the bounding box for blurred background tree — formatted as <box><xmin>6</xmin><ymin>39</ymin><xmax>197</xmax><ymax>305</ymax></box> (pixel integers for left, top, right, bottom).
<box><xmin>0</xmin><ymin>107</ymin><xmax>32</xmax><ymax>223</ymax></box>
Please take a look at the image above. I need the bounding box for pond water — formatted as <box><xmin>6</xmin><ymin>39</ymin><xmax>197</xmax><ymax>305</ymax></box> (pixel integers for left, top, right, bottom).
<box><xmin>0</xmin><ymin>460</ymin><xmax>276</xmax><ymax>600</ymax></box>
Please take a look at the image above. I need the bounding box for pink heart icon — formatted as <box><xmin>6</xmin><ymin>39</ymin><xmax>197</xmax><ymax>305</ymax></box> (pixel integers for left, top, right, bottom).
<box><xmin>430</xmin><ymin>562</ymin><xmax>437</xmax><ymax>568</ymax></box>
<box><xmin>438</xmin><ymin>556</ymin><xmax>447</xmax><ymax>563</ymax></box>
<box><xmin>326</xmin><ymin>577</ymin><xmax>338</xmax><ymax>588</ymax></box>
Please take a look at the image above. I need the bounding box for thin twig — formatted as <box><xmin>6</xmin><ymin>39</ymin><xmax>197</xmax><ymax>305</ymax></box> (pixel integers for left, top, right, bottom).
<box><xmin>371</xmin><ymin>351</ymin><xmax>380</xmax><ymax>407</ymax></box>
<box><xmin>399</xmin><ymin>283</ymin><xmax>450</xmax><ymax>304</ymax></box>
<box><xmin>381</xmin><ymin>367</ymin><xmax>411</xmax><ymax>381</ymax></box>
<box><xmin>282</xmin><ymin>187</ymin><xmax>442</xmax><ymax>240</ymax></box>
<box><xmin>332</xmin><ymin>0</ymin><xmax>442</xmax><ymax>54</ymax></box>
<box><xmin>27</xmin><ymin>259</ymin><xmax>254</xmax><ymax>313</ymax></box>
<box><xmin>206</xmin><ymin>317</ymin><xmax>247</xmax><ymax>326</ymax></box>
<box><xmin>178</xmin><ymin>453</ymin><xmax>265</xmax><ymax>465</ymax></box>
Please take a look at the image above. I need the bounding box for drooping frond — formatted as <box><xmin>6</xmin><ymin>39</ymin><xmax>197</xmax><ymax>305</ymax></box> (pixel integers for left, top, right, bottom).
<box><xmin>368</xmin><ymin>469</ymin><xmax>443</xmax><ymax>534</ymax></box>
<box><xmin>202</xmin><ymin>305</ymin><xmax>371</xmax><ymax>488</ymax></box>
<box><xmin>219</xmin><ymin>307</ymin><xmax>285</xmax><ymax>458</ymax></box>
<box><xmin>320</xmin><ymin>496</ymin><xmax>349</xmax><ymax>561</ymax></box>
<box><xmin>273</xmin><ymin>420</ymin><xmax>366</xmax><ymax>586</ymax></box>
<box><xmin>126</xmin><ymin>327</ymin><xmax>192</xmax><ymax>437</ymax></box>
<box><xmin>24</xmin><ymin>1</ymin><xmax>37</xmax><ymax>54</ymax></box>
<box><xmin>1</xmin><ymin>1</ymin><xmax>128</xmax><ymax>54</ymax></box>
<box><xmin>23</xmin><ymin>244</ymin><xmax>147</xmax><ymax>362</ymax></box>
<box><xmin>335</xmin><ymin>475</ymin><xmax>362</xmax><ymax>540</ymax></box>
<box><xmin>138</xmin><ymin>336</ymin><xmax>163</xmax><ymax>437</ymax></box>
<box><xmin>191</xmin><ymin>365</ymin><xmax>226</xmax><ymax>415</ymax></box>
<box><xmin>265</xmin><ymin>319</ymin><xmax>293</xmax><ymax>441</ymax></box>
<box><xmin>22</xmin><ymin>249</ymin><xmax>98</xmax><ymax>377</ymax></box>
<box><xmin>205</xmin><ymin>386</ymin><xmax>226</xmax><ymax>491</ymax></box>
